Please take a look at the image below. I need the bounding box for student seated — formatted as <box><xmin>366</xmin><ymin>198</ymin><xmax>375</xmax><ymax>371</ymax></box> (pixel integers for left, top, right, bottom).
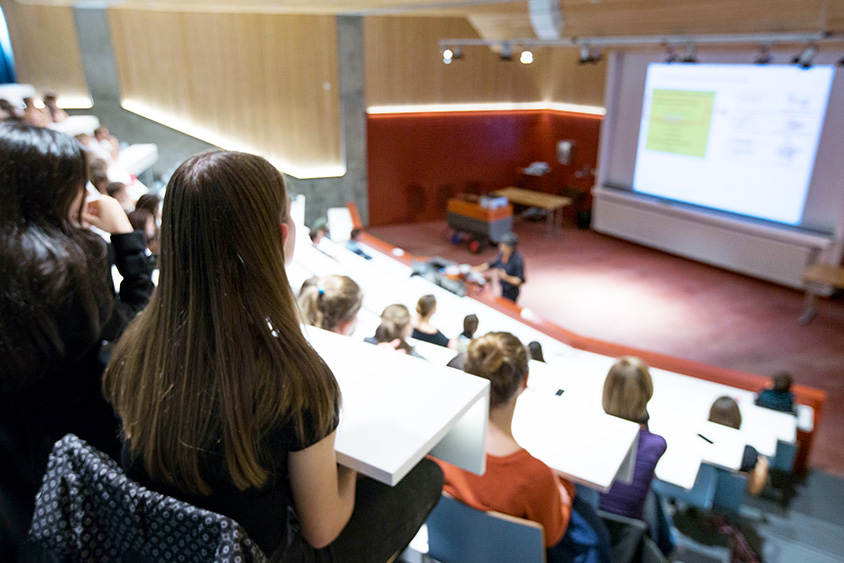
<box><xmin>412</xmin><ymin>294</ymin><xmax>455</xmax><ymax>348</ymax></box>
<box><xmin>345</xmin><ymin>228</ymin><xmax>372</xmax><ymax>260</ymax></box>
<box><xmin>366</xmin><ymin>303</ymin><xmax>424</xmax><ymax>358</ymax></box>
<box><xmin>374</xmin><ymin>320</ymin><xmax>414</xmax><ymax>355</ymax></box>
<box><xmin>103</xmin><ymin>150</ymin><xmax>442</xmax><ymax>560</ymax></box>
<box><xmin>456</xmin><ymin>314</ymin><xmax>479</xmax><ymax>355</ymax></box>
<box><xmin>755</xmin><ymin>370</ymin><xmax>796</xmax><ymax>414</ymax></box>
<box><xmin>42</xmin><ymin>94</ymin><xmax>68</xmax><ymax>124</ymax></box>
<box><xmin>435</xmin><ymin>332</ymin><xmax>610</xmax><ymax>563</ymax></box>
<box><xmin>528</xmin><ymin>341</ymin><xmax>545</xmax><ymax>363</ymax></box>
<box><xmin>709</xmin><ymin>396</ymin><xmax>770</xmax><ymax>495</ymax></box>
<box><xmin>598</xmin><ymin>357</ymin><xmax>667</xmax><ymax>520</ymax></box>
<box><xmin>298</xmin><ymin>274</ymin><xmax>363</xmax><ymax>336</ymax></box>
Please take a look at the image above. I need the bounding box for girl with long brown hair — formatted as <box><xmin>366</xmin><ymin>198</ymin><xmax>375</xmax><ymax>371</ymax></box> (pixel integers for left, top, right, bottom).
<box><xmin>103</xmin><ymin>150</ymin><xmax>442</xmax><ymax>561</ymax></box>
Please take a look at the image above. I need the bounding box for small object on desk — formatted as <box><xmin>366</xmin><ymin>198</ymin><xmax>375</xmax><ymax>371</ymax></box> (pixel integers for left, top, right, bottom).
<box><xmin>697</xmin><ymin>433</ymin><xmax>714</xmax><ymax>444</ymax></box>
<box><xmin>555</xmin><ymin>389</ymin><xmax>565</xmax><ymax>397</ymax></box>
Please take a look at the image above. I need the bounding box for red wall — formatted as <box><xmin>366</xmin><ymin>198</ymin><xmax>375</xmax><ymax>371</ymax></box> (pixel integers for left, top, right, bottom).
<box><xmin>367</xmin><ymin>110</ymin><xmax>603</xmax><ymax>226</ymax></box>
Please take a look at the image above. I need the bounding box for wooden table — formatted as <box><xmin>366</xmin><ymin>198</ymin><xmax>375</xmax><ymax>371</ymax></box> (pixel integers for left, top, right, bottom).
<box><xmin>800</xmin><ymin>263</ymin><xmax>844</xmax><ymax>324</ymax></box>
<box><xmin>491</xmin><ymin>187</ymin><xmax>573</xmax><ymax>238</ymax></box>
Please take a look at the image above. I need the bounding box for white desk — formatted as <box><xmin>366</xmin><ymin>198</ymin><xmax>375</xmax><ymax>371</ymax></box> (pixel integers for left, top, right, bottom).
<box><xmin>512</xmin><ymin>389</ymin><xmax>640</xmax><ymax>492</ymax></box>
<box><xmin>409</xmin><ymin>338</ymin><xmax>458</xmax><ymax>367</ymax></box>
<box><xmin>48</xmin><ymin>115</ymin><xmax>100</xmax><ymax>137</ymax></box>
<box><xmin>306</xmin><ymin>327</ymin><xmax>489</xmax><ymax>486</ymax></box>
<box><xmin>116</xmin><ymin>143</ymin><xmax>159</xmax><ymax>177</ymax></box>
<box><xmin>0</xmin><ymin>83</ymin><xmax>36</xmax><ymax>106</ymax></box>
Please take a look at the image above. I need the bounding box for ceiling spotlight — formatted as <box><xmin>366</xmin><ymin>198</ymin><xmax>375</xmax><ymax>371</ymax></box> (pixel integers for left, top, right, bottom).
<box><xmin>754</xmin><ymin>45</ymin><xmax>773</xmax><ymax>65</ymax></box>
<box><xmin>792</xmin><ymin>43</ymin><xmax>818</xmax><ymax>68</ymax></box>
<box><xmin>578</xmin><ymin>45</ymin><xmax>601</xmax><ymax>65</ymax></box>
<box><xmin>520</xmin><ymin>49</ymin><xmax>534</xmax><ymax>65</ymax></box>
<box><xmin>443</xmin><ymin>48</ymin><xmax>453</xmax><ymax>64</ymax></box>
<box><xmin>681</xmin><ymin>43</ymin><xmax>698</xmax><ymax>63</ymax></box>
<box><xmin>500</xmin><ymin>42</ymin><xmax>513</xmax><ymax>61</ymax></box>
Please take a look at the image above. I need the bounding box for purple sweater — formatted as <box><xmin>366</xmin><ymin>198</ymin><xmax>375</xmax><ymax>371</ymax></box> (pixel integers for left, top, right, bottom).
<box><xmin>599</xmin><ymin>427</ymin><xmax>667</xmax><ymax>520</ymax></box>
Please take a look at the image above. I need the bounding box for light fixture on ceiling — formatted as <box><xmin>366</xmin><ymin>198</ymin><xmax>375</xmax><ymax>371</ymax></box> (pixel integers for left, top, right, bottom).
<box><xmin>442</xmin><ymin>47</ymin><xmax>453</xmax><ymax>64</ymax></box>
<box><xmin>680</xmin><ymin>43</ymin><xmax>698</xmax><ymax>63</ymax></box>
<box><xmin>754</xmin><ymin>44</ymin><xmax>773</xmax><ymax>64</ymax></box>
<box><xmin>578</xmin><ymin>44</ymin><xmax>601</xmax><ymax>65</ymax></box>
<box><xmin>520</xmin><ymin>48</ymin><xmax>534</xmax><ymax>64</ymax></box>
<box><xmin>500</xmin><ymin>42</ymin><xmax>514</xmax><ymax>61</ymax></box>
<box><xmin>792</xmin><ymin>43</ymin><xmax>818</xmax><ymax>68</ymax></box>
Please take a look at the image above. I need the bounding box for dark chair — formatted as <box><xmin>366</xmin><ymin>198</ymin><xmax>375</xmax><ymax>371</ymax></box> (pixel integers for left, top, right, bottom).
<box><xmin>28</xmin><ymin>434</ymin><xmax>267</xmax><ymax>563</ymax></box>
<box><xmin>652</xmin><ymin>463</ymin><xmax>718</xmax><ymax>510</ymax></box>
<box><xmin>425</xmin><ymin>494</ymin><xmax>545</xmax><ymax>563</ymax></box>
<box><xmin>597</xmin><ymin>510</ymin><xmax>647</xmax><ymax>563</ymax></box>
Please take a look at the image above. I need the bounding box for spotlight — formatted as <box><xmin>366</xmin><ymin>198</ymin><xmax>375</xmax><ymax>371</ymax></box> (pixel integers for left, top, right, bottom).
<box><xmin>500</xmin><ymin>42</ymin><xmax>513</xmax><ymax>61</ymax></box>
<box><xmin>681</xmin><ymin>43</ymin><xmax>698</xmax><ymax>63</ymax></box>
<box><xmin>792</xmin><ymin>43</ymin><xmax>818</xmax><ymax>68</ymax></box>
<box><xmin>442</xmin><ymin>45</ymin><xmax>462</xmax><ymax>64</ymax></box>
<box><xmin>754</xmin><ymin>45</ymin><xmax>773</xmax><ymax>65</ymax></box>
<box><xmin>578</xmin><ymin>45</ymin><xmax>601</xmax><ymax>65</ymax></box>
<box><xmin>520</xmin><ymin>49</ymin><xmax>534</xmax><ymax>65</ymax></box>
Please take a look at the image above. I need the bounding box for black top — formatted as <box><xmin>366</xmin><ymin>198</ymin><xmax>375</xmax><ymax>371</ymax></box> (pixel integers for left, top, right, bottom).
<box><xmin>412</xmin><ymin>328</ymin><xmax>450</xmax><ymax>348</ymax></box>
<box><xmin>489</xmin><ymin>251</ymin><xmax>525</xmax><ymax>302</ymax></box>
<box><xmin>740</xmin><ymin>445</ymin><xmax>759</xmax><ymax>473</ymax></box>
<box><xmin>0</xmin><ymin>231</ymin><xmax>153</xmax><ymax>555</ymax></box>
<box><xmin>123</xmin><ymin>365</ymin><xmax>340</xmax><ymax>556</ymax></box>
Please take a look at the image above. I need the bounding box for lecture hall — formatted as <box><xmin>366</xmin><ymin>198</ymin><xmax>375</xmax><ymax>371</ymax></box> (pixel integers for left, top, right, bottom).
<box><xmin>2</xmin><ymin>1</ymin><xmax>844</xmax><ymax>562</ymax></box>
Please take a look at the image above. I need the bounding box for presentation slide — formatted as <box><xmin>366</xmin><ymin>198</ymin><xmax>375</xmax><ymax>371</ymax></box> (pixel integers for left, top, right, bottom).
<box><xmin>632</xmin><ymin>64</ymin><xmax>835</xmax><ymax>225</ymax></box>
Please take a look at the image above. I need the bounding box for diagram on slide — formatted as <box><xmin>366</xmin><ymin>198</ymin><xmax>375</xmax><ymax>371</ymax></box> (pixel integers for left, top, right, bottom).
<box><xmin>645</xmin><ymin>89</ymin><xmax>715</xmax><ymax>158</ymax></box>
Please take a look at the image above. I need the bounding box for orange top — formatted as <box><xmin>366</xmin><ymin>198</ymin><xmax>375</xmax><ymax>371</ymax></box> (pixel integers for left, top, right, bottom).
<box><xmin>435</xmin><ymin>449</ymin><xmax>574</xmax><ymax>547</ymax></box>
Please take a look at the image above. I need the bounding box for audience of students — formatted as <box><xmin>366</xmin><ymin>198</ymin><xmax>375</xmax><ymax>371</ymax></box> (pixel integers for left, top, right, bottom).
<box><xmin>412</xmin><ymin>294</ymin><xmax>456</xmax><ymax>348</ymax></box>
<box><xmin>756</xmin><ymin>370</ymin><xmax>796</xmax><ymax>414</ymax></box>
<box><xmin>434</xmin><ymin>332</ymin><xmax>611</xmax><ymax>563</ymax></box>
<box><xmin>709</xmin><ymin>396</ymin><xmax>770</xmax><ymax>495</ymax></box>
<box><xmin>0</xmin><ymin>123</ymin><xmax>153</xmax><ymax>558</ymax></box>
<box><xmin>598</xmin><ymin>357</ymin><xmax>667</xmax><ymax>520</ymax></box>
<box><xmin>102</xmin><ymin>150</ymin><xmax>443</xmax><ymax>560</ymax></box>
<box><xmin>298</xmin><ymin>274</ymin><xmax>364</xmax><ymax>335</ymax></box>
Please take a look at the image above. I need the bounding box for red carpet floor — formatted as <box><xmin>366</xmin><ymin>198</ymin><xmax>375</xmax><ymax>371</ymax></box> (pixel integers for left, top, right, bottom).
<box><xmin>368</xmin><ymin>218</ymin><xmax>844</xmax><ymax>476</ymax></box>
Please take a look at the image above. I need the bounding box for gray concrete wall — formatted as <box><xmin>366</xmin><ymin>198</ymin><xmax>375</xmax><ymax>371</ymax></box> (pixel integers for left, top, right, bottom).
<box><xmin>72</xmin><ymin>6</ymin><xmax>368</xmax><ymax>225</ymax></box>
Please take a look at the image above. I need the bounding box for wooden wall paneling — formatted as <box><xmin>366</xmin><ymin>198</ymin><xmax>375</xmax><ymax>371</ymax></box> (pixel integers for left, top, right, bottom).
<box><xmin>108</xmin><ymin>7</ymin><xmax>342</xmax><ymax>176</ymax></box>
<box><xmin>364</xmin><ymin>16</ymin><xmax>545</xmax><ymax>108</ymax></box>
<box><xmin>1</xmin><ymin>1</ymin><xmax>90</xmax><ymax>106</ymax></box>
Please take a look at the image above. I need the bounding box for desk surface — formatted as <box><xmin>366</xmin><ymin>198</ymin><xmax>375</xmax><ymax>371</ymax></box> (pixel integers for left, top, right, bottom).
<box><xmin>306</xmin><ymin>327</ymin><xmax>489</xmax><ymax>486</ymax></box>
<box><xmin>291</xmin><ymin>238</ymin><xmax>798</xmax><ymax>491</ymax></box>
<box><xmin>492</xmin><ymin>187</ymin><xmax>573</xmax><ymax>211</ymax></box>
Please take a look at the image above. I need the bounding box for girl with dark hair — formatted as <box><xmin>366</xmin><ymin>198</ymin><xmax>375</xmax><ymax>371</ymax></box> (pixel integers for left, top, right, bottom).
<box><xmin>709</xmin><ymin>396</ymin><xmax>769</xmax><ymax>495</ymax></box>
<box><xmin>103</xmin><ymin>150</ymin><xmax>442</xmax><ymax>561</ymax></box>
<box><xmin>0</xmin><ymin>123</ymin><xmax>153</xmax><ymax>557</ymax></box>
<box><xmin>411</xmin><ymin>294</ymin><xmax>456</xmax><ymax>348</ymax></box>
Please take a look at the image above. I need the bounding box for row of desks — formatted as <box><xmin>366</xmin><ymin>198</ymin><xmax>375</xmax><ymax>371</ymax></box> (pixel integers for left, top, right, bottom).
<box><xmin>290</xmin><ymin>234</ymin><xmax>800</xmax><ymax>493</ymax></box>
